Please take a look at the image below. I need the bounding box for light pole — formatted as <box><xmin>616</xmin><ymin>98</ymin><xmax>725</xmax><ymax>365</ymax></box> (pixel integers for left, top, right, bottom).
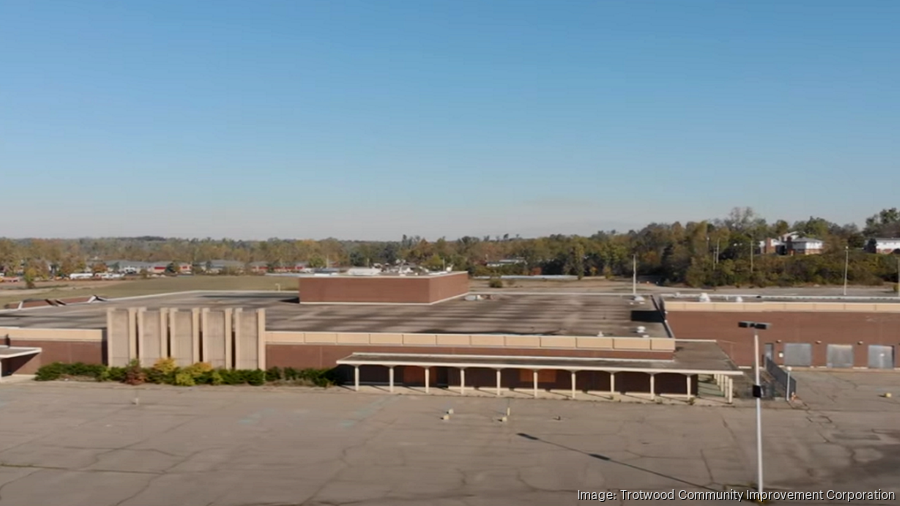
<box><xmin>843</xmin><ymin>246</ymin><xmax>849</xmax><ymax>296</ymax></box>
<box><xmin>739</xmin><ymin>320</ymin><xmax>771</xmax><ymax>496</ymax></box>
<box><xmin>632</xmin><ymin>254</ymin><xmax>637</xmax><ymax>296</ymax></box>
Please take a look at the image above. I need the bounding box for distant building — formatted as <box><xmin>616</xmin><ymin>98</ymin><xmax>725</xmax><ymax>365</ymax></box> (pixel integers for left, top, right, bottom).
<box><xmin>205</xmin><ymin>260</ymin><xmax>246</xmax><ymax>274</ymax></box>
<box><xmin>866</xmin><ymin>238</ymin><xmax>900</xmax><ymax>254</ymax></box>
<box><xmin>486</xmin><ymin>258</ymin><xmax>526</xmax><ymax>268</ymax></box>
<box><xmin>787</xmin><ymin>237</ymin><xmax>824</xmax><ymax>256</ymax></box>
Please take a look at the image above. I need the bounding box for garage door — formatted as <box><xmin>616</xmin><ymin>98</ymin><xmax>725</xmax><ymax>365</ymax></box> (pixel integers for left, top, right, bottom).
<box><xmin>868</xmin><ymin>345</ymin><xmax>895</xmax><ymax>369</ymax></box>
<box><xmin>783</xmin><ymin>343</ymin><xmax>812</xmax><ymax>367</ymax></box>
<box><xmin>827</xmin><ymin>345</ymin><xmax>854</xmax><ymax>368</ymax></box>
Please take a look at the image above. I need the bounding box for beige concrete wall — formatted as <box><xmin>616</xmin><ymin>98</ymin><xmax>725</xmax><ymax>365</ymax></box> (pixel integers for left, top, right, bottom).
<box><xmin>263</xmin><ymin>330</ymin><xmax>671</xmax><ymax>351</ymax></box>
<box><xmin>0</xmin><ymin>327</ymin><xmax>103</xmax><ymax>342</ymax></box>
<box><xmin>106</xmin><ymin>310</ymin><xmax>131</xmax><ymax>367</ymax></box>
<box><xmin>138</xmin><ymin>310</ymin><xmax>165</xmax><ymax>367</ymax></box>
<box><xmin>665</xmin><ymin>300</ymin><xmax>900</xmax><ymax>313</ymax></box>
<box><xmin>202</xmin><ymin>310</ymin><xmax>228</xmax><ymax>369</ymax></box>
<box><xmin>235</xmin><ymin>309</ymin><xmax>260</xmax><ymax>370</ymax></box>
<box><xmin>170</xmin><ymin>309</ymin><xmax>196</xmax><ymax>366</ymax></box>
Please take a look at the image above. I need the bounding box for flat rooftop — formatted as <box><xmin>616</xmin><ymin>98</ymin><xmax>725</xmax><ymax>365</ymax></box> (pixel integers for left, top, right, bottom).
<box><xmin>0</xmin><ymin>291</ymin><xmax>667</xmax><ymax>337</ymax></box>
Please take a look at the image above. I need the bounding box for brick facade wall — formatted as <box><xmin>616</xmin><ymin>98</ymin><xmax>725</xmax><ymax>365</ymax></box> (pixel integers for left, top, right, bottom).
<box><xmin>298</xmin><ymin>272</ymin><xmax>469</xmax><ymax>304</ymax></box>
<box><xmin>667</xmin><ymin>311</ymin><xmax>900</xmax><ymax>367</ymax></box>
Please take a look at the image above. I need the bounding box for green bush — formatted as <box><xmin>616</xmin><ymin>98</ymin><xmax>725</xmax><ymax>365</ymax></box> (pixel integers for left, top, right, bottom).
<box><xmin>34</xmin><ymin>361</ymin><xmax>339</xmax><ymax>388</ymax></box>
<box><xmin>107</xmin><ymin>367</ymin><xmax>127</xmax><ymax>382</ymax></box>
<box><xmin>488</xmin><ymin>276</ymin><xmax>503</xmax><ymax>288</ymax></box>
<box><xmin>174</xmin><ymin>370</ymin><xmax>196</xmax><ymax>386</ymax></box>
<box><xmin>266</xmin><ymin>367</ymin><xmax>283</xmax><ymax>382</ymax></box>
<box><xmin>35</xmin><ymin>362</ymin><xmax>108</xmax><ymax>381</ymax></box>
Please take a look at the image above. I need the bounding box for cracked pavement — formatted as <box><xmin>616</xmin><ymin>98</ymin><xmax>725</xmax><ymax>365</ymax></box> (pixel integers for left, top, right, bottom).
<box><xmin>0</xmin><ymin>372</ymin><xmax>898</xmax><ymax>505</ymax></box>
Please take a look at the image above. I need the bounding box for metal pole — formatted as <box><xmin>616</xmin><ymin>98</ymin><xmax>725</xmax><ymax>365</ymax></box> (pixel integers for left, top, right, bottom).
<box><xmin>750</xmin><ymin>239</ymin><xmax>754</xmax><ymax>276</ymax></box>
<box><xmin>897</xmin><ymin>257</ymin><xmax>899</xmax><ymax>298</ymax></box>
<box><xmin>785</xmin><ymin>367</ymin><xmax>792</xmax><ymax>402</ymax></box>
<box><xmin>632</xmin><ymin>255</ymin><xmax>637</xmax><ymax>295</ymax></box>
<box><xmin>754</xmin><ymin>330</ymin><xmax>764</xmax><ymax>495</ymax></box>
<box><xmin>843</xmin><ymin>247</ymin><xmax>849</xmax><ymax>296</ymax></box>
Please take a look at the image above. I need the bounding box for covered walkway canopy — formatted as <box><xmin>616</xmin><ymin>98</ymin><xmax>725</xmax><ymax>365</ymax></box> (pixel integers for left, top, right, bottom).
<box><xmin>337</xmin><ymin>348</ymin><xmax>743</xmax><ymax>403</ymax></box>
<box><xmin>0</xmin><ymin>346</ymin><xmax>41</xmax><ymax>381</ymax></box>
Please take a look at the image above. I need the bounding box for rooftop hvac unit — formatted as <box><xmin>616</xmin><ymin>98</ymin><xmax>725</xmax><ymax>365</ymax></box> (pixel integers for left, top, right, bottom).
<box><xmin>699</xmin><ymin>293</ymin><xmax>711</xmax><ymax>303</ymax></box>
<box><xmin>635</xmin><ymin>326</ymin><xmax>646</xmax><ymax>334</ymax></box>
<box><xmin>735</xmin><ymin>296</ymin><xmax>744</xmax><ymax>303</ymax></box>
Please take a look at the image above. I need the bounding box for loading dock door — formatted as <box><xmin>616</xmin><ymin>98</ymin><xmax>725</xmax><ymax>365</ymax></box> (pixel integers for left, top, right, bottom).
<box><xmin>783</xmin><ymin>343</ymin><xmax>812</xmax><ymax>367</ymax></box>
<box><xmin>827</xmin><ymin>345</ymin><xmax>854</xmax><ymax>369</ymax></box>
<box><xmin>868</xmin><ymin>345</ymin><xmax>895</xmax><ymax>369</ymax></box>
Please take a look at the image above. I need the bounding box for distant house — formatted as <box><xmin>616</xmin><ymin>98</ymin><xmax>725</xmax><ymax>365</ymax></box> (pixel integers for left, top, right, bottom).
<box><xmin>205</xmin><ymin>260</ymin><xmax>245</xmax><ymax>274</ymax></box>
<box><xmin>759</xmin><ymin>232</ymin><xmax>799</xmax><ymax>255</ymax></box>
<box><xmin>866</xmin><ymin>238</ymin><xmax>900</xmax><ymax>254</ymax></box>
<box><xmin>109</xmin><ymin>260</ymin><xmax>151</xmax><ymax>274</ymax></box>
<box><xmin>787</xmin><ymin>237</ymin><xmax>824</xmax><ymax>256</ymax></box>
<box><xmin>487</xmin><ymin>258</ymin><xmax>526</xmax><ymax>268</ymax></box>
<box><xmin>248</xmin><ymin>261</ymin><xmax>268</xmax><ymax>274</ymax></box>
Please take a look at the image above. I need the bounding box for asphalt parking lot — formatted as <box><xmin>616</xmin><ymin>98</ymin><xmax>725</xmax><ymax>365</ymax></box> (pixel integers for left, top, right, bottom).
<box><xmin>0</xmin><ymin>371</ymin><xmax>897</xmax><ymax>506</ymax></box>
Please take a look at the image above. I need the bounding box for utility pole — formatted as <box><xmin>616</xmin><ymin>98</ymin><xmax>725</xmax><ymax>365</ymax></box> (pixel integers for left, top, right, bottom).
<box><xmin>843</xmin><ymin>246</ymin><xmax>849</xmax><ymax>296</ymax></box>
<box><xmin>632</xmin><ymin>254</ymin><xmax>637</xmax><ymax>296</ymax></box>
<box><xmin>750</xmin><ymin>237</ymin><xmax>754</xmax><ymax>276</ymax></box>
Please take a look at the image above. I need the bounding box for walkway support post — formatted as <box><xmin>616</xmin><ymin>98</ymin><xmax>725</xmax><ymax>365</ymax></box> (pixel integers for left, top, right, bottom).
<box><xmin>532</xmin><ymin>370</ymin><xmax>538</xmax><ymax>399</ymax></box>
<box><xmin>425</xmin><ymin>367</ymin><xmax>430</xmax><ymax>394</ymax></box>
<box><xmin>686</xmin><ymin>374</ymin><xmax>692</xmax><ymax>399</ymax></box>
<box><xmin>610</xmin><ymin>372</ymin><xmax>616</xmax><ymax>397</ymax></box>
<box><xmin>354</xmin><ymin>366</ymin><xmax>359</xmax><ymax>392</ymax></box>
<box><xmin>571</xmin><ymin>371</ymin><xmax>577</xmax><ymax>399</ymax></box>
<box><xmin>650</xmin><ymin>374</ymin><xmax>656</xmax><ymax>400</ymax></box>
<box><xmin>460</xmin><ymin>368</ymin><xmax>466</xmax><ymax>395</ymax></box>
<box><xmin>727</xmin><ymin>377</ymin><xmax>733</xmax><ymax>404</ymax></box>
<box><xmin>496</xmin><ymin>369</ymin><xmax>502</xmax><ymax>397</ymax></box>
<box><xmin>389</xmin><ymin>366</ymin><xmax>394</xmax><ymax>393</ymax></box>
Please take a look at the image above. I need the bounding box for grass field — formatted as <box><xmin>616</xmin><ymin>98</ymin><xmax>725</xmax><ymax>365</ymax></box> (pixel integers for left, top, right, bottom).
<box><xmin>0</xmin><ymin>276</ymin><xmax>294</xmax><ymax>306</ymax></box>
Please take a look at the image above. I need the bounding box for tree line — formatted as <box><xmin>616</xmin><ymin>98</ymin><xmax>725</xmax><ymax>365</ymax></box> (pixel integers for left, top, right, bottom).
<box><xmin>1</xmin><ymin>207</ymin><xmax>899</xmax><ymax>288</ymax></box>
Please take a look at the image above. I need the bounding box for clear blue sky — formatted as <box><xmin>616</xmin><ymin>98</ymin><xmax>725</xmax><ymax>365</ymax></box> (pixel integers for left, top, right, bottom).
<box><xmin>1</xmin><ymin>0</ymin><xmax>898</xmax><ymax>240</ymax></box>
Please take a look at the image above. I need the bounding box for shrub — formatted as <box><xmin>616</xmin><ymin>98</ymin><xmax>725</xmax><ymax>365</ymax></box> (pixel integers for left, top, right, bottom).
<box><xmin>283</xmin><ymin>367</ymin><xmax>299</xmax><ymax>381</ymax></box>
<box><xmin>152</xmin><ymin>357</ymin><xmax>178</xmax><ymax>375</ymax></box>
<box><xmin>35</xmin><ymin>362</ymin><xmax>67</xmax><ymax>381</ymax></box>
<box><xmin>107</xmin><ymin>367</ymin><xmax>127</xmax><ymax>382</ymax></box>
<box><xmin>124</xmin><ymin>359</ymin><xmax>146</xmax><ymax>385</ymax></box>
<box><xmin>174</xmin><ymin>370</ymin><xmax>196</xmax><ymax>386</ymax></box>
<box><xmin>266</xmin><ymin>367</ymin><xmax>283</xmax><ymax>382</ymax></box>
<box><xmin>488</xmin><ymin>277</ymin><xmax>503</xmax><ymax>288</ymax></box>
<box><xmin>246</xmin><ymin>369</ymin><xmax>266</xmax><ymax>386</ymax></box>
<box><xmin>209</xmin><ymin>370</ymin><xmax>224</xmax><ymax>386</ymax></box>
<box><xmin>35</xmin><ymin>362</ymin><xmax>108</xmax><ymax>381</ymax></box>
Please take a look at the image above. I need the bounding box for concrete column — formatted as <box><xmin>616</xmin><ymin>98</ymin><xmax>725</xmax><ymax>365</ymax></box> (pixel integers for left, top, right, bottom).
<box><xmin>533</xmin><ymin>370</ymin><xmax>538</xmax><ymax>399</ymax></box>
<box><xmin>650</xmin><ymin>374</ymin><xmax>656</xmax><ymax>400</ymax></box>
<box><xmin>571</xmin><ymin>371</ymin><xmax>577</xmax><ymax>399</ymax></box>
<box><xmin>223</xmin><ymin>308</ymin><xmax>233</xmax><ymax>370</ymax></box>
<box><xmin>610</xmin><ymin>372</ymin><xmax>616</xmax><ymax>395</ymax></box>
<box><xmin>389</xmin><ymin>366</ymin><xmax>395</xmax><ymax>393</ymax></box>
<box><xmin>200</xmin><ymin>309</ymin><xmax>210</xmax><ymax>363</ymax></box>
<box><xmin>233</xmin><ymin>309</ymin><xmax>242</xmax><ymax>368</ymax></box>
<box><xmin>727</xmin><ymin>377</ymin><xmax>733</xmax><ymax>404</ymax></box>
<box><xmin>460</xmin><ymin>368</ymin><xmax>466</xmax><ymax>395</ymax></box>
<box><xmin>424</xmin><ymin>367</ymin><xmax>430</xmax><ymax>394</ymax></box>
<box><xmin>686</xmin><ymin>374</ymin><xmax>692</xmax><ymax>399</ymax></box>
<box><xmin>256</xmin><ymin>309</ymin><xmax>266</xmax><ymax>370</ymax></box>
<box><xmin>496</xmin><ymin>369</ymin><xmax>502</xmax><ymax>397</ymax></box>
<box><xmin>159</xmin><ymin>309</ymin><xmax>169</xmax><ymax>359</ymax></box>
<box><xmin>127</xmin><ymin>308</ymin><xmax>137</xmax><ymax>361</ymax></box>
<box><xmin>354</xmin><ymin>366</ymin><xmax>359</xmax><ymax>392</ymax></box>
<box><xmin>136</xmin><ymin>309</ymin><xmax>146</xmax><ymax>366</ymax></box>
<box><xmin>191</xmin><ymin>309</ymin><xmax>200</xmax><ymax>364</ymax></box>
